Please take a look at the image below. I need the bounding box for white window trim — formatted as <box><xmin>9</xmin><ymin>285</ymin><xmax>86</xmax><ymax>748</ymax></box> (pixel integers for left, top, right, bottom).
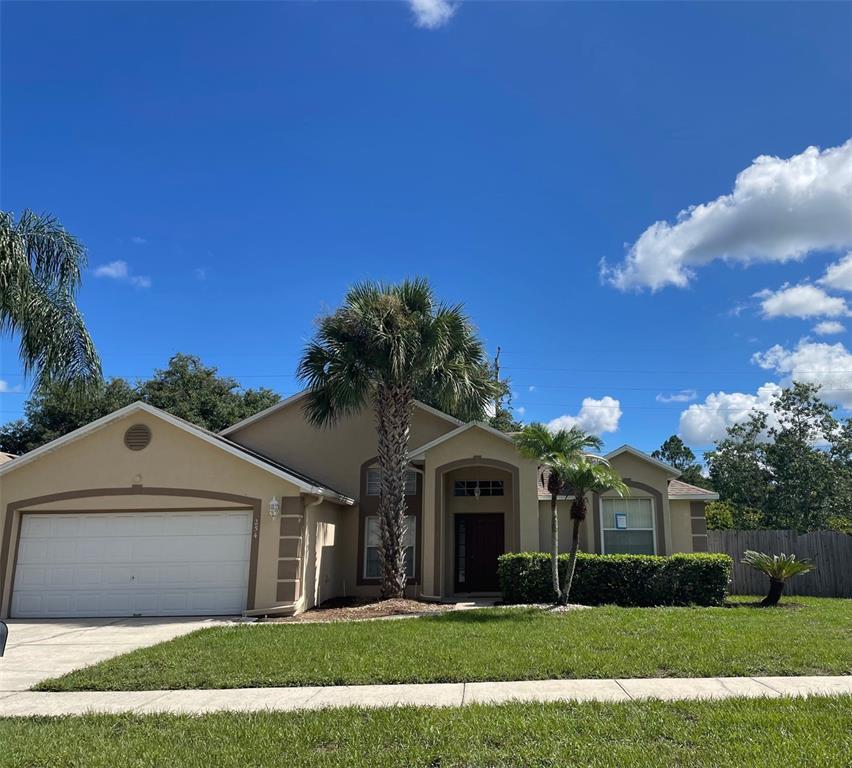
<box><xmin>363</xmin><ymin>515</ymin><xmax>416</xmax><ymax>580</ymax></box>
<box><xmin>599</xmin><ymin>496</ymin><xmax>657</xmax><ymax>555</ymax></box>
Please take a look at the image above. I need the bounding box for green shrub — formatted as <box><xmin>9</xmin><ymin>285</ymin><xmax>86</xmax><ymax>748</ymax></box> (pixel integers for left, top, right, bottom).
<box><xmin>498</xmin><ymin>552</ymin><xmax>732</xmax><ymax>607</ymax></box>
<box><xmin>705</xmin><ymin>501</ymin><xmax>734</xmax><ymax>530</ymax></box>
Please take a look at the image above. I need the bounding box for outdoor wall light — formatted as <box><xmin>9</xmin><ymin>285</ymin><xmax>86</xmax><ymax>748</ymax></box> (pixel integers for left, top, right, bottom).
<box><xmin>269</xmin><ymin>496</ymin><xmax>281</xmax><ymax>519</ymax></box>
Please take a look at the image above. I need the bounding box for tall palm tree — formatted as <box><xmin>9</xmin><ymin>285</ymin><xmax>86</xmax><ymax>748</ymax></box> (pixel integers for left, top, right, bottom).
<box><xmin>298</xmin><ymin>278</ymin><xmax>495</xmax><ymax>599</ymax></box>
<box><xmin>513</xmin><ymin>423</ymin><xmax>603</xmax><ymax>602</ymax></box>
<box><xmin>1</xmin><ymin>211</ymin><xmax>100</xmax><ymax>388</ymax></box>
<box><xmin>555</xmin><ymin>455</ymin><xmax>628</xmax><ymax>603</ymax></box>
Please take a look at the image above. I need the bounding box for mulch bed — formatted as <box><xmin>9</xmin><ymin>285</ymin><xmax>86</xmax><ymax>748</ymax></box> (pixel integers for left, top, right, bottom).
<box><xmin>263</xmin><ymin>598</ymin><xmax>454</xmax><ymax>623</ymax></box>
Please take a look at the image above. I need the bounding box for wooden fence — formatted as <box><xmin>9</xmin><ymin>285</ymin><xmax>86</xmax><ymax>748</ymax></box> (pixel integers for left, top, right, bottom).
<box><xmin>707</xmin><ymin>529</ymin><xmax>852</xmax><ymax>598</ymax></box>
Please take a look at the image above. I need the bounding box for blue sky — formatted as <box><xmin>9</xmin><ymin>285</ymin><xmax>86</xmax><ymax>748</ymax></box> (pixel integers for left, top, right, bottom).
<box><xmin>2</xmin><ymin>1</ymin><xmax>851</xmax><ymax>455</ymax></box>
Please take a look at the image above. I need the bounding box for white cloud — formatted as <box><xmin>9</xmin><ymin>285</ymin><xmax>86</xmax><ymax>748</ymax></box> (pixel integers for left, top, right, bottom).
<box><xmin>94</xmin><ymin>260</ymin><xmax>151</xmax><ymax>288</ymax></box>
<box><xmin>679</xmin><ymin>383</ymin><xmax>782</xmax><ymax>445</ymax></box>
<box><xmin>409</xmin><ymin>0</ymin><xmax>457</xmax><ymax>28</ymax></box>
<box><xmin>756</xmin><ymin>283</ymin><xmax>849</xmax><ymax>319</ymax></box>
<box><xmin>547</xmin><ymin>396</ymin><xmax>622</xmax><ymax>435</ymax></box>
<box><xmin>528</xmin><ymin>385</ymin><xmax>536</xmax><ymax>392</ymax></box>
<box><xmin>819</xmin><ymin>251</ymin><xmax>852</xmax><ymax>292</ymax></box>
<box><xmin>752</xmin><ymin>339</ymin><xmax>852</xmax><ymax>408</ymax></box>
<box><xmin>516</xmin><ymin>406</ymin><xmax>526</xmax><ymax>416</ymax></box>
<box><xmin>813</xmin><ymin>321</ymin><xmax>845</xmax><ymax>336</ymax></box>
<box><xmin>656</xmin><ymin>389</ymin><xmax>697</xmax><ymax>403</ymax></box>
<box><xmin>602</xmin><ymin>140</ymin><xmax>852</xmax><ymax>291</ymax></box>
<box><xmin>194</xmin><ymin>267</ymin><xmax>208</xmax><ymax>281</ymax></box>
<box><xmin>0</xmin><ymin>379</ymin><xmax>22</xmax><ymax>393</ymax></box>
<box><xmin>130</xmin><ymin>236</ymin><xmax>147</xmax><ymax>245</ymax></box>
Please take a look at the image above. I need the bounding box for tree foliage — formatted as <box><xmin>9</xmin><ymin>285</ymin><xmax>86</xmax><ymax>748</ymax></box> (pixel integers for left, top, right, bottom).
<box><xmin>705</xmin><ymin>383</ymin><xmax>852</xmax><ymax>533</ymax></box>
<box><xmin>0</xmin><ymin>354</ymin><xmax>279</xmax><ymax>454</ymax></box>
<box><xmin>652</xmin><ymin>435</ymin><xmax>709</xmax><ymax>488</ymax></box>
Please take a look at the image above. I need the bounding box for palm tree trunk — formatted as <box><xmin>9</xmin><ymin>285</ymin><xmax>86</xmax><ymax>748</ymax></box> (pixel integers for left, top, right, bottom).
<box><xmin>761</xmin><ymin>578</ymin><xmax>785</xmax><ymax>607</ymax></box>
<box><xmin>375</xmin><ymin>384</ymin><xmax>413</xmax><ymax>600</ymax></box>
<box><xmin>550</xmin><ymin>494</ymin><xmax>561</xmax><ymax>603</ymax></box>
<box><xmin>561</xmin><ymin>497</ymin><xmax>586</xmax><ymax>605</ymax></box>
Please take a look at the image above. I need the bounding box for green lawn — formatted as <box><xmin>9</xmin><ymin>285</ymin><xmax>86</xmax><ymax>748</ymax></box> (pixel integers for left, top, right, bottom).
<box><xmin>2</xmin><ymin>697</ymin><xmax>850</xmax><ymax>768</ymax></box>
<box><xmin>35</xmin><ymin>597</ymin><xmax>852</xmax><ymax>691</ymax></box>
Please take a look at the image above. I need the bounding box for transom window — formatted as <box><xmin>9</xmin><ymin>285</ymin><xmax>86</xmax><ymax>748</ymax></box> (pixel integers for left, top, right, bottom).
<box><xmin>453</xmin><ymin>480</ymin><xmax>504</xmax><ymax>497</ymax></box>
<box><xmin>601</xmin><ymin>498</ymin><xmax>655</xmax><ymax>555</ymax></box>
<box><xmin>366</xmin><ymin>468</ymin><xmax>418</xmax><ymax>496</ymax></box>
<box><xmin>364</xmin><ymin>516</ymin><xmax>416</xmax><ymax>579</ymax></box>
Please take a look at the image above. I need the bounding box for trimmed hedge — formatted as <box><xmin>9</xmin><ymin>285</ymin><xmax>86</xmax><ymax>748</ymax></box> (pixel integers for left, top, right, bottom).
<box><xmin>498</xmin><ymin>552</ymin><xmax>732</xmax><ymax>607</ymax></box>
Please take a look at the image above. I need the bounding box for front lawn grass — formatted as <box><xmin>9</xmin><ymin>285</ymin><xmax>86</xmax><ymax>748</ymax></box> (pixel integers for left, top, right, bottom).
<box><xmin>2</xmin><ymin>696</ymin><xmax>850</xmax><ymax>768</ymax></box>
<box><xmin>35</xmin><ymin>596</ymin><xmax>851</xmax><ymax>691</ymax></box>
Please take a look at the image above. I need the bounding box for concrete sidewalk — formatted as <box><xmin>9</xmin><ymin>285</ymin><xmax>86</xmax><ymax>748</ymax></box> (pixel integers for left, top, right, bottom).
<box><xmin>0</xmin><ymin>675</ymin><xmax>849</xmax><ymax>716</ymax></box>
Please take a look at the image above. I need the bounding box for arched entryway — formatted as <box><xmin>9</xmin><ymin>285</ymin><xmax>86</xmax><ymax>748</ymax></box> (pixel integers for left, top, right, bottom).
<box><xmin>433</xmin><ymin>458</ymin><xmax>520</xmax><ymax>597</ymax></box>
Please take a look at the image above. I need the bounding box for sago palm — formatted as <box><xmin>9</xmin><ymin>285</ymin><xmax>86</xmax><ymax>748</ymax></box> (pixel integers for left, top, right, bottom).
<box><xmin>741</xmin><ymin>550</ymin><xmax>815</xmax><ymax>607</ymax></box>
<box><xmin>555</xmin><ymin>456</ymin><xmax>628</xmax><ymax>603</ymax></box>
<box><xmin>514</xmin><ymin>423</ymin><xmax>603</xmax><ymax>602</ymax></box>
<box><xmin>0</xmin><ymin>210</ymin><xmax>100</xmax><ymax>388</ymax></box>
<box><xmin>298</xmin><ymin>278</ymin><xmax>495</xmax><ymax>599</ymax></box>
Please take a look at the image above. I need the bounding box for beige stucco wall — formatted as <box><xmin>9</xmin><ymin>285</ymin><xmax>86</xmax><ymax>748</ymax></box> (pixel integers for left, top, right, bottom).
<box><xmin>226</xmin><ymin>400</ymin><xmax>457</xmax><ymax>500</ymax></box>
<box><xmin>0</xmin><ymin>410</ymin><xmax>309</xmax><ymax>617</ymax></box>
<box><xmin>420</xmin><ymin>426</ymin><xmax>538</xmax><ymax>597</ymax></box>
<box><xmin>669</xmin><ymin>499</ymin><xmax>695</xmax><ymax>554</ymax></box>
<box><xmin>300</xmin><ymin>499</ymin><xmax>344</xmax><ymax>610</ymax></box>
<box><xmin>537</xmin><ymin>498</ymin><xmax>593</xmax><ymax>553</ymax></box>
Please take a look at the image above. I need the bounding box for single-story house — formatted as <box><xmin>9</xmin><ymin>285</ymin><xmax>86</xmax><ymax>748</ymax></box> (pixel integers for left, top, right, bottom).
<box><xmin>0</xmin><ymin>394</ymin><xmax>717</xmax><ymax>619</ymax></box>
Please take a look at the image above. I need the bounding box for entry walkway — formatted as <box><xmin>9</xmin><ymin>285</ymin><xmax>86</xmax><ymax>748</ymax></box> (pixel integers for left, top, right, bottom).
<box><xmin>0</xmin><ymin>675</ymin><xmax>849</xmax><ymax>716</ymax></box>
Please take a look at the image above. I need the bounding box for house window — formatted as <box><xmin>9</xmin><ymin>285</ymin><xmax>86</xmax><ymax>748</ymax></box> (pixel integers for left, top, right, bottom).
<box><xmin>366</xmin><ymin>468</ymin><xmax>418</xmax><ymax>496</ymax></box>
<box><xmin>453</xmin><ymin>480</ymin><xmax>504</xmax><ymax>497</ymax></box>
<box><xmin>601</xmin><ymin>498</ymin><xmax>655</xmax><ymax>555</ymax></box>
<box><xmin>364</xmin><ymin>516</ymin><xmax>416</xmax><ymax>579</ymax></box>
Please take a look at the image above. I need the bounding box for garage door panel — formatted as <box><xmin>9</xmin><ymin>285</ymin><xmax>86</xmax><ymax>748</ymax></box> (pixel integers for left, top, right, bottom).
<box><xmin>12</xmin><ymin>511</ymin><xmax>252</xmax><ymax>618</ymax></box>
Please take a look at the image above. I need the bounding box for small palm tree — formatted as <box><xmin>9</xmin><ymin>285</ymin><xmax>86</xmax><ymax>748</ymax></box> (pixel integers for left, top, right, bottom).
<box><xmin>1</xmin><ymin>210</ymin><xmax>100</xmax><ymax>387</ymax></box>
<box><xmin>556</xmin><ymin>456</ymin><xmax>628</xmax><ymax>603</ymax></box>
<box><xmin>514</xmin><ymin>424</ymin><xmax>603</xmax><ymax>602</ymax></box>
<box><xmin>741</xmin><ymin>550</ymin><xmax>815</xmax><ymax>607</ymax></box>
<box><xmin>298</xmin><ymin>279</ymin><xmax>495</xmax><ymax>599</ymax></box>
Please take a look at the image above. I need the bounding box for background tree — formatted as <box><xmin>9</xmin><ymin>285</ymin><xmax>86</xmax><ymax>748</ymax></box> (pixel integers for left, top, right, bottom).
<box><xmin>139</xmin><ymin>354</ymin><xmax>279</xmax><ymax>433</ymax></box>
<box><xmin>488</xmin><ymin>373</ymin><xmax>524</xmax><ymax>433</ymax></box>
<box><xmin>1</xmin><ymin>210</ymin><xmax>100</xmax><ymax>388</ymax></box>
<box><xmin>556</xmin><ymin>455</ymin><xmax>628</xmax><ymax>603</ymax></box>
<box><xmin>0</xmin><ymin>353</ymin><xmax>279</xmax><ymax>453</ymax></box>
<box><xmin>298</xmin><ymin>279</ymin><xmax>494</xmax><ymax>599</ymax></box>
<box><xmin>652</xmin><ymin>435</ymin><xmax>708</xmax><ymax>488</ymax></box>
<box><xmin>514</xmin><ymin>424</ymin><xmax>603</xmax><ymax>601</ymax></box>
<box><xmin>705</xmin><ymin>383</ymin><xmax>852</xmax><ymax>533</ymax></box>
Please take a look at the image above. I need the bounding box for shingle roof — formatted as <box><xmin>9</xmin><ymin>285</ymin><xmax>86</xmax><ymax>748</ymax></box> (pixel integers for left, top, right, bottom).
<box><xmin>667</xmin><ymin>479</ymin><xmax>718</xmax><ymax>499</ymax></box>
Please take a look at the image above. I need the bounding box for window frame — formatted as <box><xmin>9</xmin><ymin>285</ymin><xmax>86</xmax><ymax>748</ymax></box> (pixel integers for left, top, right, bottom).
<box><xmin>362</xmin><ymin>515</ymin><xmax>417</xmax><ymax>580</ymax></box>
<box><xmin>366</xmin><ymin>468</ymin><xmax>418</xmax><ymax>497</ymax></box>
<box><xmin>599</xmin><ymin>496</ymin><xmax>657</xmax><ymax>555</ymax></box>
<box><xmin>452</xmin><ymin>479</ymin><xmax>505</xmax><ymax>497</ymax></box>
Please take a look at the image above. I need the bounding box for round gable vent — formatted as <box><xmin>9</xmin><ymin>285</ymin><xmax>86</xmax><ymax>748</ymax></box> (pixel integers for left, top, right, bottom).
<box><xmin>124</xmin><ymin>423</ymin><xmax>152</xmax><ymax>451</ymax></box>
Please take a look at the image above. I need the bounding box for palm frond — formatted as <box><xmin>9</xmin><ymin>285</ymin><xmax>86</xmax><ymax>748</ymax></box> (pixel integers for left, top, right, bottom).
<box><xmin>741</xmin><ymin>551</ymin><xmax>815</xmax><ymax>582</ymax></box>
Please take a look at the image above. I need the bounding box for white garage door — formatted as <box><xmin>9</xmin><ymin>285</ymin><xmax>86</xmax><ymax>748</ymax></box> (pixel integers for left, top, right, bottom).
<box><xmin>11</xmin><ymin>511</ymin><xmax>252</xmax><ymax>618</ymax></box>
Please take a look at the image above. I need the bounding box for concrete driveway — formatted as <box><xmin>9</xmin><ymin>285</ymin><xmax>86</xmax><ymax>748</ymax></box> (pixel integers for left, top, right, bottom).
<box><xmin>0</xmin><ymin>617</ymin><xmax>229</xmax><ymax>693</ymax></box>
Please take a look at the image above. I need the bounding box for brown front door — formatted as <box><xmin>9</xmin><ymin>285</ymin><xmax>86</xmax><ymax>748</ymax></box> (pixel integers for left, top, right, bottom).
<box><xmin>454</xmin><ymin>513</ymin><xmax>505</xmax><ymax>592</ymax></box>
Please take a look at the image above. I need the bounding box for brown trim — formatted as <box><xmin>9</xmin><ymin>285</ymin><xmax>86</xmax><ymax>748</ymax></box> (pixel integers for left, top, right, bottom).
<box><xmin>689</xmin><ymin>500</ymin><xmax>709</xmax><ymax>553</ymax></box>
<box><xmin>356</xmin><ymin>457</ymin><xmax>423</xmax><ymax>587</ymax></box>
<box><xmin>596</xmin><ymin>479</ymin><xmax>666</xmax><ymax>556</ymax></box>
<box><xmin>433</xmin><ymin>458</ymin><xmax>521</xmax><ymax>598</ymax></box>
<box><xmin>277</xmin><ymin>497</ymin><xmax>304</xmax><ymax>604</ymax></box>
<box><xmin>2</xmin><ymin>486</ymin><xmax>262</xmax><ymax>617</ymax></box>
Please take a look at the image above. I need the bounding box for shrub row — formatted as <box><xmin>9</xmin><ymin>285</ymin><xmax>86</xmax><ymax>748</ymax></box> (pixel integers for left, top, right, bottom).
<box><xmin>498</xmin><ymin>551</ymin><xmax>732</xmax><ymax>607</ymax></box>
